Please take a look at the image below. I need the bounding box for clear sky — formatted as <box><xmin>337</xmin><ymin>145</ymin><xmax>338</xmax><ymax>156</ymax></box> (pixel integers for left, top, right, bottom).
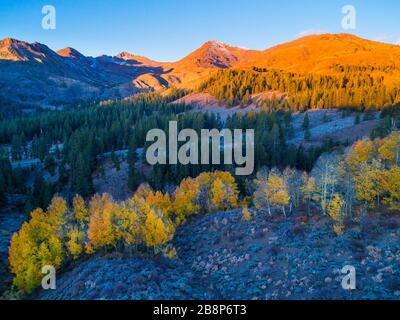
<box><xmin>1</xmin><ymin>0</ymin><xmax>399</xmax><ymax>61</ymax></box>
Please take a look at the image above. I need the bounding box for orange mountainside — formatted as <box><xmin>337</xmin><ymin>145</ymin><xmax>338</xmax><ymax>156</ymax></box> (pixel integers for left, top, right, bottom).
<box><xmin>1</xmin><ymin>33</ymin><xmax>400</xmax><ymax>105</ymax></box>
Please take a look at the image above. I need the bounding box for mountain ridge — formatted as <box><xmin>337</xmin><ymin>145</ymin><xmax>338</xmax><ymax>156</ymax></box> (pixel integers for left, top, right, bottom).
<box><xmin>1</xmin><ymin>33</ymin><xmax>400</xmax><ymax>107</ymax></box>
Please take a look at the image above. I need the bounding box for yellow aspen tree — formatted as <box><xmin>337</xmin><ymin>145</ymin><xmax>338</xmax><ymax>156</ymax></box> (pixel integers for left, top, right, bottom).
<box><xmin>300</xmin><ymin>172</ymin><xmax>320</xmax><ymax>215</ymax></box>
<box><xmin>380</xmin><ymin>166</ymin><xmax>400</xmax><ymax>210</ymax></box>
<box><xmin>213</xmin><ymin>171</ymin><xmax>239</xmax><ymax>209</ymax></box>
<box><xmin>328</xmin><ymin>194</ymin><xmax>346</xmax><ymax>235</ymax></box>
<box><xmin>211</xmin><ymin>178</ymin><xmax>225</xmax><ymax>211</ymax></box>
<box><xmin>267</xmin><ymin>174</ymin><xmax>290</xmax><ymax>216</ymax></box>
<box><xmin>73</xmin><ymin>194</ymin><xmax>89</xmax><ymax>227</ymax></box>
<box><xmin>147</xmin><ymin>191</ymin><xmax>173</xmax><ymax>218</ymax></box>
<box><xmin>143</xmin><ymin>209</ymin><xmax>175</xmax><ymax>252</ymax></box>
<box><xmin>173</xmin><ymin>177</ymin><xmax>200</xmax><ymax>225</ymax></box>
<box><xmin>47</xmin><ymin>196</ymin><xmax>68</xmax><ymax>233</ymax></box>
<box><xmin>87</xmin><ymin>193</ymin><xmax>117</xmax><ymax>251</ymax></box>
<box><xmin>354</xmin><ymin>160</ymin><xmax>383</xmax><ymax>213</ymax></box>
<box><xmin>346</xmin><ymin>139</ymin><xmax>375</xmax><ymax>173</ymax></box>
<box><xmin>66</xmin><ymin>226</ymin><xmax>85</xmax><ymax>260</ymax></box>
<box><xmin>114</xmin><ymin>203</ymin><xmax>142</xmax><ymax>249</ymax></box>
<box><xmin>311</xmin><ymin>153</ymin><xmax>339</xmax><ymax>215</ymax></box>
<box><xmin>9</xmin><ymin>208</ymin><xmax>64</xmax><ymax>293</ymax></box>
<box><xmin>254</xmin><ymin>169</ymin><xmax>290</xmax><ymax>216</ymax></box>
<box><xmin>378</xmin><ymin>132</ymin><xmax>400</xmax><ymax>165</ymax></box>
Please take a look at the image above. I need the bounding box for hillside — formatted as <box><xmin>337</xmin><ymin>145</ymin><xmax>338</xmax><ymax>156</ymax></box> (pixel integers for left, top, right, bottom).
<box><xmin>0</xmin><ymin>39</ymin><xmax>159</xmax><ymax>106</ymax></box>
<box><xmin>243</xmin><ymin>34</ymin><xmax>400</xmax><ymax>80</ymax></box>
<box><xmin>2</xmin><ymin>34</ymin><xmax>400</xmax><ymax>108</ymax></box>
<box><xmin>36</xmin><ymin>208</ymin><xmax>400</xmax><ymax>300</ymax></box>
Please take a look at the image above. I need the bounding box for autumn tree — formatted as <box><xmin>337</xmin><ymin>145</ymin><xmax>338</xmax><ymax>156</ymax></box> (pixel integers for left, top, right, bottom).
<box><xmin>113</xmin><ymin>203</ymin><xmax>142</xmax><ymax>251</ymax></box>
<box><xmin>147</xmin><ymin>191</ymin><xmax>173</xmax><ymax>219</ymax></box>
<box><xmin>254</xmin><ymin>169</ymin><xmax>290</xmax><ymax>216</ymax></box>
<box><xmin>66</xmin><ymin>226</ymin><xmax>85</xmax><ymax>260</ymax></box>
<box><xmin>311</xmin><ymin>153</ymin><xmax>339</xmax><ymax>215</ymax></box>
<box><xmin>378</xmin><ymin>132</ymin><xmax>400</xmax><ymax>165</ymax></box>
<box><xmin>173</xmin><ymin>177</ymin><xmax>201</xmax><ymax>225</ymax></box>
<box><xmin>345</xmin><ymin>139</ymin><xmax>375</xmax><ymax>173</ymax></box>
<box><xmin>173</xmin><ymin>171</ymin><xmax>239</xmax><ymax>224</ymax></box>
<box><xmin>328</xmin><ymin>194</ymin><xmax>346</xmax><ymax>235</ymax></box>
<box><xmin>143</xmin><ymin>209</ymin><xmax>175</xmax><ymax>253</ymax></box>
<box><xmin>72</xmin><ymin>194</ymin><xmax>89</xmax><ymax>227</ymax></box>
<box><xmin>380</xmin><ymin>166</ymin><xmax>400</xmax><ymax>210</ymax></box>
<box><xmin>9</xmin><ymin>207</ymin><xmax>64</xmax><ymax>293</ymax></box>
<box><xmin>300</xmin><ymin>172</ymin><xmax>320</xmax><ymax>215</ymax></box>
<box><xmin>354</xmin><ymin>160</ymin><xmax>384</xmax><ymax>213</ymax></box>
<box><xmin>87</xmin><ymin>193</ymin><xmax>117</xmax><ymax>252</ymax></box>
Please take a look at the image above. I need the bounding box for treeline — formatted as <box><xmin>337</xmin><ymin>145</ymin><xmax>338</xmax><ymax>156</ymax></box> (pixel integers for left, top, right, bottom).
<box><xmin>0</xmin><ymin>94</ymin><xmax>191</xmax><ymax>199</ymax></box>
<box><xmin>199</xmin><ymin>69</ymin><xmax>400</xmax><ymax>111</ymax></box>
<box><xmin>9</xmin><ymin>171</ymin><xmax>239</xmax><ymax>293</ymax></box>
<box><xmin>1</xmin><ymin>92</ymin><xmax>337</xmax><ymax>205</ymax></box>
<box><xmin>145</xmin><ymin>109</ymin><xmax>337</xmax><ymax>192</ymax></box>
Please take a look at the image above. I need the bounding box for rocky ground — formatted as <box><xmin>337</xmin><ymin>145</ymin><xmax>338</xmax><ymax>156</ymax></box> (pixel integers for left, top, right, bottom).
<box><xmin>36</xmin><ymin>208</ymin><xmax>400</xmax><ymax>300</ymax></box>
<box><xmin>289</xmin><ymin>110</ymin><xmax>380</xmax><ymax>146</ymax></box>
<box><xmin>0</xmin><ymin>207</ymin><xmax>26</xmax><ymax>295</ymax></box>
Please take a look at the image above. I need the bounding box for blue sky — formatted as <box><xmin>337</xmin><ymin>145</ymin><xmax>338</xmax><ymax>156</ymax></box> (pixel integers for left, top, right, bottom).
<box><xmin>1</xmin><ymin>0</ymin><xmax>399</xmax><ymax>61</ymax></box>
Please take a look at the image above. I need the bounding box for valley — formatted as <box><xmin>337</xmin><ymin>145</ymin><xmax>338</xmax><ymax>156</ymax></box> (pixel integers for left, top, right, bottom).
<box><xmin>1</xmin><ymin>31</ymin><xmax>400</xmax><ymax>301</ymax></box>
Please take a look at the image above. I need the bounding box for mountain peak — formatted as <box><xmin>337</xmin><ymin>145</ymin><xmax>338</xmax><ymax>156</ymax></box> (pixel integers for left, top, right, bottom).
<box><xmin>57</xmin><ymin>47</ymin><xmax>85</xmax><ymax>59</ymax></box>
<box><xmin>116</xmin><ymin>51</ymin><xmax>135</xmax><ymax>60</ymax></box>
<box><xmin>203</xmin><ymin>40</ymin><xmax>229</xmax><ymax>48</ymax></box>
<box><xmin>1</xmin><ymin>37</ymin><xmax>21</xmax><ymax>46</ymax></box>
<box><xmin>0</xmin><ymin>38</ymin><xmax>31</xmax><ymax>61</ymax></box>
<box><xmin>174</xmin><ymin>40</ymin><xmax>243</xmax><ymax>70</ymax></box>
<box><xmin>115</xmin><ymin>51</ymin><xmax>161</xmax><ymax>66</ymax></box>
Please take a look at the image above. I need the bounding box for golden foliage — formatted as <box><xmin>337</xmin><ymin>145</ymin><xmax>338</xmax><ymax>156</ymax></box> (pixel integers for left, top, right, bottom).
<box><xmin>66</xmin><ymin>226</ymin><xmax>85</xmax><ymax>260</ymax></box>
<box><xmin>242</xmin><ymin>207</ymin><xmax>251</xmax><ymax>221</ymax></box>
<box><xmin>87</xmin><ymin>193</ymin><xmax>117</xmax><ymax>251</ymax></box>
<box><xmin>9</xmin><ymin>171</ymin><xmax>240</xmax><ymax>293</ymax></box>
<box><xmin>380</xmin><ymin>166</ymin><xmax>400</xmax><ymax>210</ymax></box>
<box><xmin>173</xmin><ymin>171</ymin><xmax>239</xmax><ymax>224</ymax></box>
<box><xmin>143</xmin><ymin>209</ymin><xmax>175</xmax><ymax>252</ymax></box>
<box><xmin>254</xmin><ymin>170</ymin><xmax>290</xmax><ymax>216</ymax></box>
<box><xmin>9</xmin><ymin>205</ymin><xmax>64</xmax><ymax>293</ymax></box>
<box><xmin>72</xmin><ymin>194</ymin><xmax>88</xmax><ymax>227</ymax></box>
<box><xmin>378</xmin><ymin>132</ymin><xmax>400</xmax><ymax>165</ymax></box>
<box><xmin>328</xmin><ymin>194</ymin><xmax>346</xmax><ymax>235</ymax></box>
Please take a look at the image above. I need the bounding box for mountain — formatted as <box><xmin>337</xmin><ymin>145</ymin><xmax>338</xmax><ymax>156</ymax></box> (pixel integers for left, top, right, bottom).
<box><xmin>161</xmin><ymin>41</ymin><xmax>260</xmax><ymax>88</ymax></box>
<box><xmin>0</xmin><ymin>39</ymin><xmax>161</xmax><ymax>106</ymax></box>
<box><xmin>242</xmin><ymin>33</ymin><xmax>400</xmax><ymax>80</ymax></box>
<box><xmin>116</xmin><ymin>51</ymin><xmax>163</xmax><ymax>67</ymax></box>
<box><xmin>0</xmin><ymin>38</ymin><xmax>61</xmax><ymax>63</ymax></box>
<box><xmin>1</xmin><ymin>34</ymin><xmax>400</xmax><ymax>107</ymax></box>
<box><xmin>57</xmin><ymin>47</ymin><xmax>86</xmax><ymax>60</ymax></box>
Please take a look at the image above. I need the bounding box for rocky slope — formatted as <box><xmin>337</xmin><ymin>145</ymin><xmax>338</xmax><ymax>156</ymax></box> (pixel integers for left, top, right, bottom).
<box><xmin>0</xmin><ymin>39</ymin><xmax>161</xmax><ymax>107</ymax></box>
<box><xmin>36</xmin><ymin>208</ymin><xmax>400</xmax><ymax>300</ymax></box>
